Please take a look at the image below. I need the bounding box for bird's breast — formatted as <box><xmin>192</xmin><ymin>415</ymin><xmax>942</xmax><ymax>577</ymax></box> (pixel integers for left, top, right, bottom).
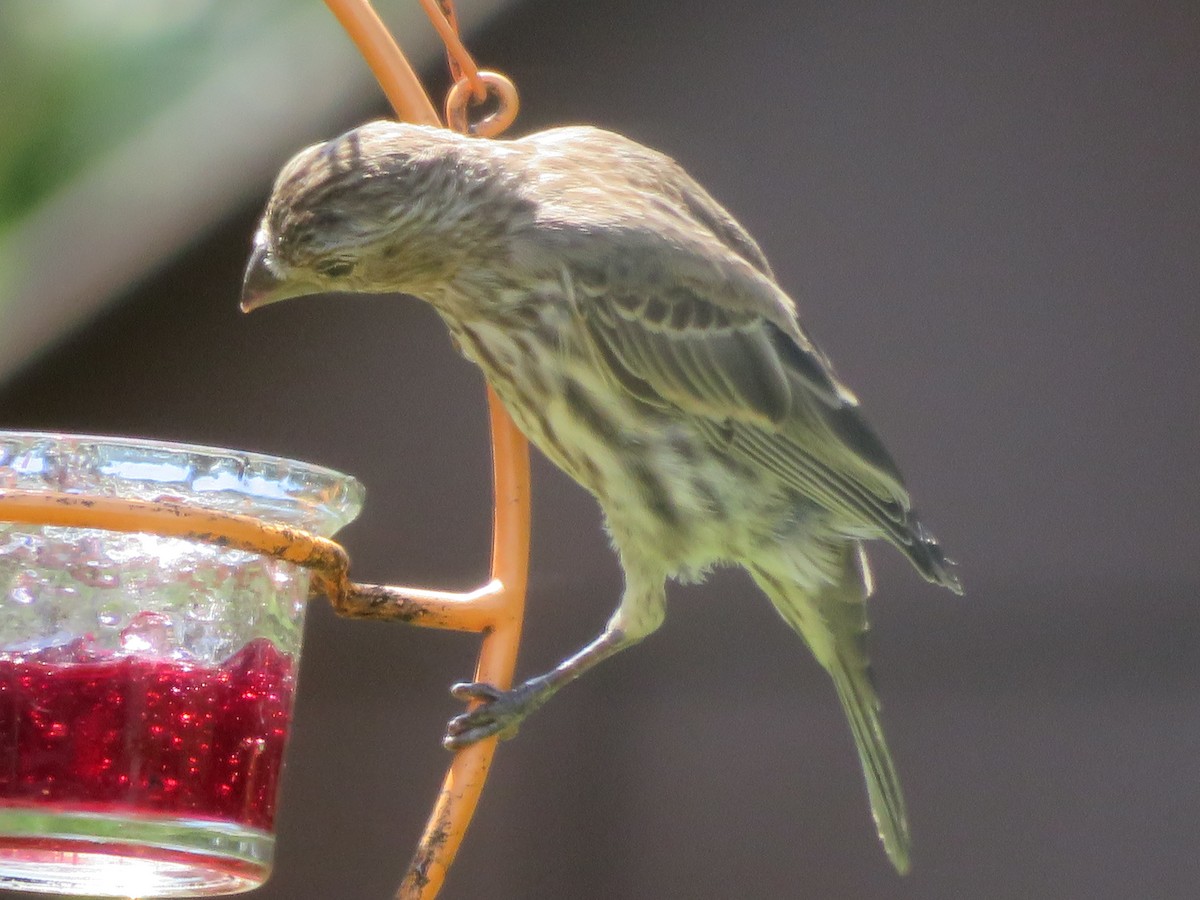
<box><xmin>444</xmin><ymin>306</ymin><xmax>794</xmax><ymax>576</ymax></box>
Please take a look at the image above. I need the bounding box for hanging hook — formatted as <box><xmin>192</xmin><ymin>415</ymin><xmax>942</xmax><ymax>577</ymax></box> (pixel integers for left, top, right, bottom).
<box><xmin>418</xmin><ymin>0</ymin><xmax>519</xmax><ymax>136</ymax></box>
<box><xmin>417</xmin><ymin>0</ymin><xmax>485</xmax><ymax>101</ymax></box>
<box><xmin>434</xmin><ymin>1</ymin><xmax>471</xmax><ymax>91</ymax></box>
<box><xmin>445</xmin><ymin>70</ymin><xmax>520</xmax><ymax>137</ymax></box>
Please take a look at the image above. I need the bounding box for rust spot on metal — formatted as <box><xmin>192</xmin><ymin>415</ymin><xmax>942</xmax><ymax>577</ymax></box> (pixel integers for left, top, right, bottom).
<box><xmin>397</xmin><ymin>813</ymin><xmax>454</xmax><ymax>899</ymax></box>
<box><xmin>333</xmin><ymin>583</ymin><xmax>431</xmax><ymax>624</ymax></box>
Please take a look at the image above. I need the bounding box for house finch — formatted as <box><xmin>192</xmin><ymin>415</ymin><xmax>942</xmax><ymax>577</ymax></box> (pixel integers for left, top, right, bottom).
<box><xmin>242</xmin><ymin>121</ymin><xmax>961</xmax><ymax>873</ymax></box>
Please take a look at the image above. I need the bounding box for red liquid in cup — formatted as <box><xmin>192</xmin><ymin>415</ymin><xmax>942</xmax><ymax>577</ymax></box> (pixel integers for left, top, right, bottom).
<box><xmin>0</xmin><ymin>635</ymin><xmax>295</xmax><ymax>831</ymax></box>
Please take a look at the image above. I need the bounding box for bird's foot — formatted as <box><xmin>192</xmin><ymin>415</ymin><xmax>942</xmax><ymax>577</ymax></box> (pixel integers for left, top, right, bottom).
<box><xmin>443</xmin><ymin>677</ymin><xmax>552</xmax><ymax>750</ymax></box>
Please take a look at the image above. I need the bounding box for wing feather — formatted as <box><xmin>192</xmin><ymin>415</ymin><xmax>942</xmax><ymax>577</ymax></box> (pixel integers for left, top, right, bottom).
<box><xmin>589</xmin><ymin>284</ymin><xmax>793</xmax><ymax>425</ymax></box>
<box><xmin>577</xmin><ymin>260</ymin><xmax>917</xmax><ymax>540</ymax></box>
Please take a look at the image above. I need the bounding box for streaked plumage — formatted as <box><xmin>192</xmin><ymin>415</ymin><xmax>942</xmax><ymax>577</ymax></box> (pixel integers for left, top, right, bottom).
<box><xmin>243</xmin><ymin>121</ymin><xmax>962</xmax><ymax>873</ymax></box>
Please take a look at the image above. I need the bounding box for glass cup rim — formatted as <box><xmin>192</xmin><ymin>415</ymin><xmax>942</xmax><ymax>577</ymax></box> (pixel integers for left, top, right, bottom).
<box><xmin>0</xmin><ymin>430</ymin><xmax>357</xmax><ymax>480</ymax></box>
<box><xmin>0</xmin><ymin>429</ymin><xmax>364</xmax><ymax>535</ymax></box>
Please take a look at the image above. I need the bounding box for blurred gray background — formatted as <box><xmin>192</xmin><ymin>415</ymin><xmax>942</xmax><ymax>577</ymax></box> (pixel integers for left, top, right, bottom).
<box><xmin>2</xmin><ymin>0</ymin><xmax>1199</xmax><ymax>897</ymax></box>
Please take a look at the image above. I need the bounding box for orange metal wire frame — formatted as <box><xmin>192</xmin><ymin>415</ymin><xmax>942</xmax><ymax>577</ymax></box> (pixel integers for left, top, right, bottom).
<box><xmin>323</xmin><ymin>5</ymin><xmax>530</xmax><ymax>898</ymax></box>
<box><xmin>0</xmin><ymin>3</ymin><xmax>530</xmax><ymax>899</ymax></box>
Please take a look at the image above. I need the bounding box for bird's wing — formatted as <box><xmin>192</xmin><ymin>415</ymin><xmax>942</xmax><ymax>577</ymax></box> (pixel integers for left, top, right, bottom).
<box><xmin>584</xmin><ymin>284</ymin><xmax>793</xmax><ymax>424</ymax></box>
<box><xmin>571</xmin><ymin>237</ymin><xmax>917</xmax><ymax>542</ymax></box>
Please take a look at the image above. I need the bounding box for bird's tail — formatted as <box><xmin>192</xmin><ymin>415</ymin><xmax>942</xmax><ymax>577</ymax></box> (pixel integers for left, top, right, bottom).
<box><xmin>901</xmin><ymin>510</ymin><xmax>963</xmax><ymax>595</ymax></box>
<box><xmin>828</xmin><ymin>645</ymin><xmax>910</xmax><ymax>874</ymax></box>
<box><xmin>751</xmin><ymin>543</ymin><xmax>911</xmax><ymax>874</ymax></box>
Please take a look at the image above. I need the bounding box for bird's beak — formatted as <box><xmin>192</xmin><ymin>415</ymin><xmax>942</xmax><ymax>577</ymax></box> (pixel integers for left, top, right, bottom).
<box><xmin>239</xmin><ymin>244</ymin><xmax>321</xmax><ymax>313</ymax></box>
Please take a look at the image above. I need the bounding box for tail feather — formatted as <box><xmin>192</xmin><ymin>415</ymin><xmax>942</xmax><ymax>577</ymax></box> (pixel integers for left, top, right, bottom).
<box><xmin>752</xmin><ymin>543</ymin><xmax>911</xmax><ymax>873</ymax></box>
<box><xmin>903</xmin><ymin>511</ymin><xmax>963</xmax><ymax>595</ymax></box>
<box><xmin>829</xmin><ymin>650</ymin><xmax>911</xmax><ymax>873</ymax></box>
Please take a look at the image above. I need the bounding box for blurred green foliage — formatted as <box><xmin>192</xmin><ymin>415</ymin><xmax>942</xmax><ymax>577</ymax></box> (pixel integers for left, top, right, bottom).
<box><xmin>0</xmin><ymin>0</ymin><xmax>300</xmax><ymax>232</ymax></box>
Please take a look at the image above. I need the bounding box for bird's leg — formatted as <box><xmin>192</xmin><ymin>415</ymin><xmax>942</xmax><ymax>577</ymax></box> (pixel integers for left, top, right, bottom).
<box><xmin>443</xmin><ymin>580</ymin><xmax>666</xmax><ymax>749</ymax></box>
<box><xmin>443</xmin><ymin>630</ymin><xmax>629</xmax><ymax>748</ymax></box>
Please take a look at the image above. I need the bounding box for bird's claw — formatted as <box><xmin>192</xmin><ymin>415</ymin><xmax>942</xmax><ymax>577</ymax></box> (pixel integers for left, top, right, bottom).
<box><xmin>443</xmin><ymin>680</ymin><xmax>540</xmax><ymax>750</ymax></box>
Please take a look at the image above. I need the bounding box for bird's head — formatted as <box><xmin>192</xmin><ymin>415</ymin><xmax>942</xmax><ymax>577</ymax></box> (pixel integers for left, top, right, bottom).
<box><xmin>241</xmin><ymin>121</ymin><xmax>523</xmax><ymax>312</ymax></box>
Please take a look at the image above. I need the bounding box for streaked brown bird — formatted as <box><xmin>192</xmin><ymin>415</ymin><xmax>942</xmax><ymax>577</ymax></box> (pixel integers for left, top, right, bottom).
<box><xmin>242</xmin><ymin>121</ymin><xmax>961</xmax><ymax>873</ymax></box>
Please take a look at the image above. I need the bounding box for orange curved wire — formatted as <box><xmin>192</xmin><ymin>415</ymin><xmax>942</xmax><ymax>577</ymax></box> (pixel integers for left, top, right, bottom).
<box><xmin>416</xmin><ymin>0</ymin><xmax>487</xmax><ymax>101</ymax></box>
<box><xmin>0</xmin><ymin>489</ymin><xmax>519</xmax><ymax>638</ymax></box>
<box><xmin>394</xmin><ymin>389</ymin><xmax>529</xmax><ymax>898</ymax></box>
<box><xmin>0</xmin><ymin>491</ymin><xmax>347</xmax><ymax>572</ymax></box>
<box><xmin>0</xmin><ymin>5</ymin><xmax>527</xmax><ymax>899</ymax></box>
<box><xmin>321</xmin><ymin>3</ymin><xmax>530</xmax><ymax>900</ymax></box>
<box><xmin>323</xmin><ymin>0</ymin><xmax>440</xmax><ymax>123</ymax></box>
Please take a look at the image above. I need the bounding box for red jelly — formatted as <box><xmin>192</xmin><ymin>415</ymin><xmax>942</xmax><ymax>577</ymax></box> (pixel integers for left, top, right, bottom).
<box><xmin>0</xmin><ymin>637</ymin><xmax>296</xmax><ymax>831</ymax></box>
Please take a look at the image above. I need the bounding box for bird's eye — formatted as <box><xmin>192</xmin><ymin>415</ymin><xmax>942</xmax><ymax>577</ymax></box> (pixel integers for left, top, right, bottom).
<box><xmin>316</xmin><ymin>258</ymin><xmax>356</xmax><ymax>278</ymax></box>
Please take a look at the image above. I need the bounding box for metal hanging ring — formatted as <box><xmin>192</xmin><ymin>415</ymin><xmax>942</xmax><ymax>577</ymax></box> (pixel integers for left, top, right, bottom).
<box><xmin>445</xmin><ymin>70</ymin><xmax>519</xmax><ymax>137</ymax></box>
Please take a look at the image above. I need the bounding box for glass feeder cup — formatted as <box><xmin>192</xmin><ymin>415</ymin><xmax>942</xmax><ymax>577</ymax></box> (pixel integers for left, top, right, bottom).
<box><xmin>0</xmin><ymin>432</ymin><xmax>363</xmax><ymax>897</ymax></box>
